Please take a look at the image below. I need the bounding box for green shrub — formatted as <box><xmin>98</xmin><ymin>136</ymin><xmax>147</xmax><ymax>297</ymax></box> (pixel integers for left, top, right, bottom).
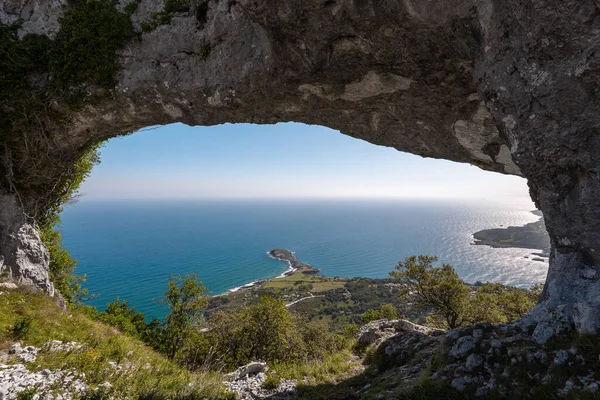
<box><xmin>467</xmin><ymin>282</ymin><xmax>541</xmax><ymax>325</ymax></box>
<box><xmin>361</xmin><ymin>303</ymin><xmax>399</xmax><ymax>325</ymax></box>
<box><xmin>51</xmin><ymin>0</ymin><xmax>135</xmax><ymax>96</ymax></box>
<box><xmin>262</xmin><ymin>374</ymin><xmax>281</xmax><ymax>390</ymax></box>
<box><xmin>343</xmin><ymin>323</ymin><xmax>358</xmax><ymax>338</ymax></box>
<box><xmin>379</xmin><ymin>303</ymin><xmax>399</xmax><ymax>320</ymax></box>
<box><xmin>123</xmin><ymin>1</ymin><xmax>140</xmax><ymax>15</ymax></box>
<box><xmin>97</xmin><ymin>297</ymin><xmax>148</xmax><ymax>337</ymax></box>
<box><xmin>11</xmin><ymin>316</ymin><xmax>32</xmax><ymax>339</ymax></box>
<box><xmin>16</xmin><ymin>388</ymin><xmax>37</xmax><ymax>400</ymax></box>
<box><xmin>361</xmin><ymin>309</ymin><xmax>381</xmax><ymax>324</ymax></box>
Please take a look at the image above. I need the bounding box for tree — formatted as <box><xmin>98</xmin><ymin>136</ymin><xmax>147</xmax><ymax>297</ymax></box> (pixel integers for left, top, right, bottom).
<box><xmin>379</xmin><ymin>303</ymin><xmax>399</xmax><ymax>320</ymax></box>
<box><xmin>204</xmin><ymin>297</ymin><xmax>294</xmax><ymax>367</ymax></box>
<box><xmin>390</xmin><ymin>255</ymin><xmax>470</xmax><ymax>329</ymax></box>
<box><xmin>97</xmin><ymin>297</ymin><xmax>148</xmax><ymax>337</ymax></box>
<box><xmin>161</xmin><ymin>274</ymin><xmax>208</xmax><ymax>360</ymax></box>
<box><xmin>239</xmin><ymin>296</ymin><xmax>293</xmax><ymax>362</ymax></box>
<box><xmin>390</xmin><ymin>255</ymin><xmax>542</xmax><ymax>330</ymax></box>
<box><xmin>202</xmin><ymin>296</ymin><xmax>347</xmax><ymax>370</ymax></box>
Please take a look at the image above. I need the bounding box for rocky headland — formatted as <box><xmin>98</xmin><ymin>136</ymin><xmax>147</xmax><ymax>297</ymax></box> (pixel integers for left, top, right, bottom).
<box><xmin>268</xmin><ymin>249</ymin><xmax>321</xmax><ymax>276</ymax></box>
<box><xmin>225</xmin><ymin>249</ymin><xmax>321</xmax><ymax>294</ymax></box>
<box><xmin>472</xmin><ymin>211</ymin><xmax>550</xmax><ymax>257</ymax></box>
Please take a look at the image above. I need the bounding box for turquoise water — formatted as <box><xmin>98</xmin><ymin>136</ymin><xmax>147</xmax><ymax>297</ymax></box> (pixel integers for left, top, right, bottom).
<box><xmin>60</xmin><ymin>198</ymin><xmax>548</xmax><ymax>319</ymax></box>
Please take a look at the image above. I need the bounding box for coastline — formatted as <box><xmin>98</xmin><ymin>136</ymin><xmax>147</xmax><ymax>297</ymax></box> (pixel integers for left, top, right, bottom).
<box><xmin>225</xmin><ymin>249</ymin><xmax>319</xmax><ymax>294</ymax></box>
<box><xmin>472</xmin><ymin>210</ymin><xmax>550</xmax><ymax>257</ymax></box>
<box><xmin>223</xmin><ymin>210</ymin><xmax>550</xmax><ymax>296</ymax></box>
<box><xmin>268</xmin><ymin>251</ymin><xmax>298</xmax><ymax>278</ymax></box>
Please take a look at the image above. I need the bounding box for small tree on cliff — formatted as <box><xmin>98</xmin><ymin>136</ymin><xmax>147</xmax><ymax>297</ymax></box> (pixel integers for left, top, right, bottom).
<box><xmin>161</xmin><ymin>274</ymin><xmax>208</xmax><ymax>360</ymax></box>
<box><xmin>390</xmin><ymin>255</ymin><xmax>470</xmax><ymax>329</ymax></box>
<box><xmin>390</xmin><ymin>256</ymin><xmax>543</xmax><ymax>329</ymax></box>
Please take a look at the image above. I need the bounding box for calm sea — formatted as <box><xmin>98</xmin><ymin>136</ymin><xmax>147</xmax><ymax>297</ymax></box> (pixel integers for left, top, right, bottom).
<box><xmin>60</xmin><ymin>198</ymin><xmax>548</xmax><ymax>319</ymax></box>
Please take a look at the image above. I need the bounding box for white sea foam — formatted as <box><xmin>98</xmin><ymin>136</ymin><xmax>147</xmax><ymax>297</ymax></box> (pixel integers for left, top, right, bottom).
<box><xmin>268</xmin><ymin>251</ymin><xmax>299</xmax><ymax>278</ymax></box>
<box><xmin>226</xmin><ymin>251</ymin><xmax>297</xmax><ymax>293</ymax></box>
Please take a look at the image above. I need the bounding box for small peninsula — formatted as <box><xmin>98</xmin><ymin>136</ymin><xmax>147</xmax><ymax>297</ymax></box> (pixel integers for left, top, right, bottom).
<box><xmin>472</xmin><ymin>210</ymin><xmax>550</xmax><ymax>255</ymax></box>
<box><xmin>268</xmin><ymin>248</ymin><xmax>321</xmax><ymax>275</ymax></box>
<box><xmin>207</xmin><ymin>249</ymin><xmax>418</xmax><ymax>331</ymax></box>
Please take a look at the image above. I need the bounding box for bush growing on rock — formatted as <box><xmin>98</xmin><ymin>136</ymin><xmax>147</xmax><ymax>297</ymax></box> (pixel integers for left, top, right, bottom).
<box><xmin>360</xmin><ymin>303</ymin><xmax>399</xmax><ymax>324</ymax></box>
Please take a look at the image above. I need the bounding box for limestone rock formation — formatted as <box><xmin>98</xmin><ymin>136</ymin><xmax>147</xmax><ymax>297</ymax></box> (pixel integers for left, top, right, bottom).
<box><xmin>0</xmin><ymin>196</ymin><xmax>55</xmax><ymax>297</ymax></box>
<box><xmin>1</xmin><ymin>0</ymin><xmax>600</xmax><ymax>336</ymax></box>
<box><xmin>364</xmin><ymin>320</ymin><xmax>600</xmax><ymax>398</ymax></box>
<box><xmin>224</xmin><ymin>362</ymin><xmax>297</xmax><ymax>400</ymax></box>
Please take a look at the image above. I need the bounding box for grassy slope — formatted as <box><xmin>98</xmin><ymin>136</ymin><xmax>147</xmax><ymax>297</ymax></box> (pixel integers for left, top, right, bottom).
<box><xmin>0</xmin><ymin>287</ymin><xmax>226</xmax><ymax>399</ymax></box>
<box><xmin>0</xmin><ymin>285</ymin><xmax>365</xmax><ymax>399</ymax></box>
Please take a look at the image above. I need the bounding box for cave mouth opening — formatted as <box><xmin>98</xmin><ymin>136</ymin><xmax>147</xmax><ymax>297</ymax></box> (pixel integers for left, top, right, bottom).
<box><xmin>54</xmin><ymin>121</ymin><xmax>544</xmax><ymax>318</ymax></box>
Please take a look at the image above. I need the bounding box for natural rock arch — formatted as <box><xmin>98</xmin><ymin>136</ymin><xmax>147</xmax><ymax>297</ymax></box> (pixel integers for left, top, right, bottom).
<box><xmin>1</xmin><ymin>0</ymin><xmax>599</xmax><ymax>340</ymax></box>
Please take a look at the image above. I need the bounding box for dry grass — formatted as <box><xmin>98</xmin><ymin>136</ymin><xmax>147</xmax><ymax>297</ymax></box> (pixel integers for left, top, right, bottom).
<box><xmin>310</xmin><ymin>281</ymin><xmax>346</xmax><ymax>292</ymax></box>
<box><xmin>262</xmin><ymin>272</ymin><xmax>346</xmax><ymax>292</ymax></box>
<box><xmin>271</xmin><ymin>349</ymin><xmax>362</xmax><ymax>385</ymax></box>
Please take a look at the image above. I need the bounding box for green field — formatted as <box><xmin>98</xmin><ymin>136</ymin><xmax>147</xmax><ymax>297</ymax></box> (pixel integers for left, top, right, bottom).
<box><xmin>262</xmin><ymin>269</ymin><xmax>347</xmax><ymax>292</ymax></box>
<box><xmin>206</xmin><ymin>268</ymin><xmax>423</xmax><ymax>332</ymax></box>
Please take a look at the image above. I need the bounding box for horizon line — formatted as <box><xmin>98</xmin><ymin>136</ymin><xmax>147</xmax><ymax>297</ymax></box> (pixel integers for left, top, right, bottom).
<box><xmin>69</xmin><ymin>195</ymin><xmax>533</xmax><ymax>201</ymax></box>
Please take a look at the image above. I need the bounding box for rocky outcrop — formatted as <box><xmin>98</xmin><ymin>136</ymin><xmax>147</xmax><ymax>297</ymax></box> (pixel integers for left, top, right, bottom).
<box><xmin>1</xmin><ymin>341</ymin><xmax>88</xmax><ymax>399</ymax></box>
<box><xmin>224</xmin><ymin>362</ymin><xmax>268</xmax><ymax>382</ymax></box>
<box><xmin>0</xmin><ymin>364</ymin><xmax>88</xmax><ymax>399</ymax></box>
<box><xmin>223</xmin><ymin>362</ymin><xmax>296</xmax><ymax>400</ymax></box>
<box><xmin>1</xmin><ymin>0</ymin><xmax>600</xmax><ymax>336</ymax></box>
<box><xmin>357</xmin><ymin>319</ymin><xmax>399</xmax><ymax>346</ymax></box>
<box><xmin>0</xmin><ymin>196</ymin><xmax>55</xmax><ymax>299</ymax></box>
<box><xmin>367</xmin><ymin>320</ymin><xmax>600</xmax><ymax>398</ymax></box>
<box><xmin>357</xmin><ymin>319</ymin><xmax>444</xmax><ymax>346</ymax></box>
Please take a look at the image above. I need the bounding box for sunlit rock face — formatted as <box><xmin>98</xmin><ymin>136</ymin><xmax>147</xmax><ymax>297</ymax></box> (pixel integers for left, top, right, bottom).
<box><xmin>1</xmin><ymin>0</ymin><xmax>600</xmax><ymax>336</ymax></box>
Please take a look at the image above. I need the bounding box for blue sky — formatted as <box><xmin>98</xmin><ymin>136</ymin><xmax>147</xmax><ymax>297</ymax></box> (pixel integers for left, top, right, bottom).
<box><xmin>79</xmin><ymin>122</ymin><xmax>530</xmax><ymax>199</ymax></box>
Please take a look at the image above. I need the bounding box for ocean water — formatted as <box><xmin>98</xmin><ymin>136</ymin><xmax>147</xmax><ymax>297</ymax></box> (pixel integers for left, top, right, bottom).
<box><xmin>60</xmin><ymin>198</ymin><xmax>548</xmax><ymax>319</ymax></box>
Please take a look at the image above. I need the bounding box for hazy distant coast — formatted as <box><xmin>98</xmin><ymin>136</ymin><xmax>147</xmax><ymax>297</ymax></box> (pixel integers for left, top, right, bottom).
<box><xmin>472</xmin><ymin>210</ymin><xmax>550</xmax><ymax>257</ymax></box>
